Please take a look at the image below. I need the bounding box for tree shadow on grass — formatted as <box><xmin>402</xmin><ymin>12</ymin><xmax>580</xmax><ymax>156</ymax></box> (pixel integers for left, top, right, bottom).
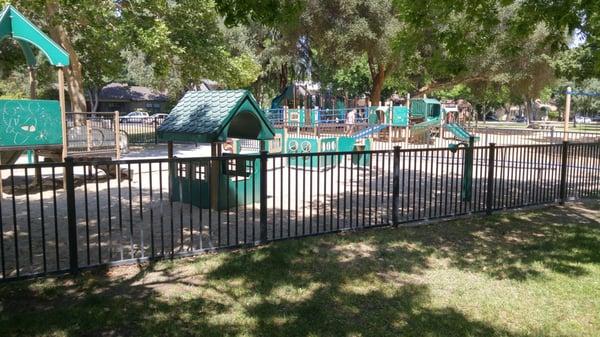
<box><xmin>1</xmin><ymin>202</ymin><xmax>598</xmax><ymax>336</ymax></box>
<box><xmin>395</xmin><ymin>202</ymin><xmax>600</xmax><ymax>280</ymax></box>
<box><xmin>0</xmin><ymin>240</ymin><xmax>548</xmax><ymax>337</ymax></box>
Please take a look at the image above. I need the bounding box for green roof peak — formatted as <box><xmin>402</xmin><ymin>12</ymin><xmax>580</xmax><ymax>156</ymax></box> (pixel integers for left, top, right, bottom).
<box><xmin>157</xmin><ymin>90</ymin><xmax>275</xmax><ymax>144</ymax></box>
<box><xmin>0</xmin><ymin>4</ymin><xmax>70</xmax><ymax>67</ymax></box>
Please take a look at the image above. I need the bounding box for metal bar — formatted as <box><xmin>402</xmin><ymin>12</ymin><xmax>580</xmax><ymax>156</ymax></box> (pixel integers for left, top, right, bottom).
<box><xmin>118</xmin><ymin>163</ymin><xmax>124</xmax><ymax>260</ymax></box>
<box><xmin>107</xmin><ymin>164</ymin><xmax>113</xmax><ymax>260</ymax></box>
<box><xmin>24</xmin><ymin>168</ymin><xmax>33</xmax><ymax>265</ymax></box>
<box><xmin>129</xmin><ymin>163</ymin><xmax>135</xmax><ymax>258</ymax></box>
<box><xmin>83</xmin><ymin>166</ymin><xmax>90</xmax><ymax>265</ymax></box>
<box><xmin>37</xmin><ymin>164</ymin><xmax>48</xmax><ymax>273</ymax></box>
<box><xmin>65</xmin><ymin>157</ymin><xmax>78</xmax><ymax>274</ymax></box>
<box><xmin>392</xmin><ymin>146</ymin><xmax>400</xmax><ymax>225</ymax></box>
<box><xmin>95</xmin><ymin>165</ymin><xmax>101</xmax><ymax>263</ymax></box>
<box><xmin>10</xmin><ymin>168</ymin><xmax>18</xmax><ymax>277</ymax></box>
<box><xmin>559</xmin><ymin>141</ymin><xmax>569</xmax><ymax>204</ymax></box>
<box><xmin>486</xmin><ymin>144</ymin><xmax>496</xmax><ymax>215</ymax></box>
<box><xmin>51</xmin><ymin>167</ymin><xmax>59</xmax><ymax>270</ymax></box>
<box><xmin>259</xmin><ymin>150</ymin><xmax>268</xmax><ymax>243</ymax></box>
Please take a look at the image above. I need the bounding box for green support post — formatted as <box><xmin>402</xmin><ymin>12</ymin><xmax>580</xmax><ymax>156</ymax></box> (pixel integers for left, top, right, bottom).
<box><xmin>461</xmin><ymin>136</ymin><xmax>475</xmax><ymax>201</ymax></box>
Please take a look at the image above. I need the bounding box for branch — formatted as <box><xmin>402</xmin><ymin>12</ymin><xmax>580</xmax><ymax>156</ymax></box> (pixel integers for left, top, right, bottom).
<box><xmin>414</xmin><ymin>75</ymin><xmax>491</xmax><ymax>96</ymax></box>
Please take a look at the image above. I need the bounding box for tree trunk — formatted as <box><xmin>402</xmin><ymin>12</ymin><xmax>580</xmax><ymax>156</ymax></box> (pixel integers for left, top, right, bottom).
<box><xmin>87</xmin><ymin>88</ymin><xmax>99</xmax><ymax>113</ymax></box>
<box><xmin>28</xmin><ymin>67</ymin><xmax>37</xmax><ymax>99</ymax></box>
<box><xmin>46</xmin><ymin>1</ymin><xmax>87</xmax><ymax>114</ymax></box>
<box><xmin>279</xmin><ymin>63</ymin><xmax>288</xmax><ymax>92</ymax></box>
<box><xmin>522</xmin><ymin>97</ymin><xmax>532</xmax><ymax>122</ymax></box>
<box><xmin>370</xmin><ymin>67</ymin><xmax>385</xmax><ymax>106</ymax></box>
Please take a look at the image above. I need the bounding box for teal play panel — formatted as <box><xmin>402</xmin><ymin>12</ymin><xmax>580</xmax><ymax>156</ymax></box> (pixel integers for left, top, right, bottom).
<box><xmin>287</xmin><ymin>108</ymin><xmax>322</xmax><ymax>126</ymax></box>
<box><xmin>286</xmin><ymin>137</ymin><xmax>338</xmax><ymax>168</ymax></box>
<box><xmin>389</xmin><ymin>106</ymin><xmax>409</xmax><ymax>126</ymax></box>
<box><xmin>342</xmin><ymin>137</ymin><xmax>372</xmax><ymax>166</ymax></box>
<box><xmin>285</xmin><ymin>136</ymin><xmax>372</xmax><ymax>169</ymax></box>
<box><xmin>287</xmin><ymin>108</ymin><xmax>305</xmax><ymax>124</ymax></box>
<box><xmin>0</xmin><ymin>99</ymin><xmax>62</xmax><ymax>148</ymax></box>
<box><xmin>171</xmin><ymin>156</ymin><xmax>260</xmax><ymax>210</ymax></box>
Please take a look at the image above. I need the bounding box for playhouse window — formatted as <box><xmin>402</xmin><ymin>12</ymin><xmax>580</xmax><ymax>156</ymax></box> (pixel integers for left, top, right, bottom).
<box><xmin>178</xmin><ymin>163</ymin><xmax>187</xmax><ymax>178</ymax></box>
<box><xmin>195</xmin><ymin>164</ymin><xmax>207</xmax><ymax>181</ymax></box>
<box><xmin>245</xmin><ymin>160</ymin><xmax>254</xmax><ymax>176</ymax></box>
<box><xmin>223</xmin><ymin>158</ymin><xmax>252</xmax><ymax>178</ymax></box>
<box><xmin>228</xmin><ymin>160</ymin><xmax>237</xmax><ymax>173</ymax></box>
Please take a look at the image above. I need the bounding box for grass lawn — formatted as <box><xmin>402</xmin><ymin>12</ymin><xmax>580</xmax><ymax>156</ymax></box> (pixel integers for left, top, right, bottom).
<box><xmin>1</xmin><ymin>201</ymin><xmax>600</xmax><ymax>337</ymax></box>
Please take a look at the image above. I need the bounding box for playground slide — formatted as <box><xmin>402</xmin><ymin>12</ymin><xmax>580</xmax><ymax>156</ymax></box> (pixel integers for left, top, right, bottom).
<box><xmin>350</xmin><ymin>124</ymin><xmax>388</xmax><ymax>139</ymax></box>
<box><xmin>407</xmin><ymin>118</ymin><xmax>442</xmax><ymax>143</ymax></box>
<box><xmin>445</xmin><ymin>123</ymin><xmax>479</xmax><ymax>142</ymax></box>
<box><xmin>0</xmin><ymin>150</ymin><xmax>23</xmax><ymax>165</ymax></box>
<box><xmin>270</xmin><ymin>92</ymin><xmax>285</xmax><ymax>109</ymax></box>
<box><xmin>413</xmin><ymin>118</ymin><xmax>440</xmax><ymax>130</ymax></box>
<box><xmin>411</xmin><ymin>118</ymin><xmax>440</xmax><ymax>134</ymax></box>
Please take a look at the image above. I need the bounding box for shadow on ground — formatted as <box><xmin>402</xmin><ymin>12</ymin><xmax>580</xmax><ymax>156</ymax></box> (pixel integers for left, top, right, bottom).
<box><xmin>1</xmin><ymin>201</ymin><xmax>598</xmax><ymax>337</ymax></box>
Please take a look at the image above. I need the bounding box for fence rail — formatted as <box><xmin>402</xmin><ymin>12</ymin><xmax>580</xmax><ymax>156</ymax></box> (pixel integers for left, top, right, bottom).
<box><xmin>466</xmin><ymin>126</ymin><xmax>600</xmax><ymax>146</ymax></box>
<box><xmin>118</xmin><ymin>115</ymin><xmax>166</xmax><ymax>144</ymax></box>
<box><xmin>0</xmin><ymin>142</ymin><xmax>598</xmax><ymax>281</ymax></box>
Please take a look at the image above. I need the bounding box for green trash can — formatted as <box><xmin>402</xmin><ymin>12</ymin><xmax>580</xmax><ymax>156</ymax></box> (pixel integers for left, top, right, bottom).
<box><xmin>351</xmin><ymin>143</ymin><xmax>370</xmax><ymax>166</ymax></box>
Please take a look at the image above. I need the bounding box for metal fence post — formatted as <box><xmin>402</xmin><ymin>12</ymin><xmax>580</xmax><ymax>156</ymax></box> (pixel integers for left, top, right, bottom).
<box><xmin>259</xmin><ymin>150</ymin><xmax>268</xmax><ymax>242</ymax></box>
<box><xmin>392</xmin><ymin>146</ymin><xmax>401</xmax><ymax>225</ymax></box>
<box><xmin>559</xmin><ymin>141</ymin><xmax>569</xmax><ymax>205</ymax></box>
<box><xmin>485</xmin><ymin>143</ymin><xmax>496</xmax><ymax>215</ymax></box>
<box><xmin>65</xmin><ymin>157</ymin><xmax>78</xmax><ymax>274</ymax></box>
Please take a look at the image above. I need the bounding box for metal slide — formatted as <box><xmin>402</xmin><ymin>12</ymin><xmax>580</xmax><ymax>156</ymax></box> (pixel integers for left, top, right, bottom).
<box><xmin>445</xmin><ymin>123</ymin><xmax>479</xmax><ymax>142</ymax></box>
<box><xmin>350</xmin><ymin>124</ymin><xmax>388</xmax><ymax>139</ymax></box>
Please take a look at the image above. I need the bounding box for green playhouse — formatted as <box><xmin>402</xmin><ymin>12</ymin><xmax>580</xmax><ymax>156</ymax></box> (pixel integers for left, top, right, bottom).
<box><xmin>0</xmin><ymin>5</ymin><xmax>70</xmax><ymax>164</ymax></box>
<box><xmin>157</xmin><ymin>90</ymin><xmax>275</xmax><ymax>210</ymax></box>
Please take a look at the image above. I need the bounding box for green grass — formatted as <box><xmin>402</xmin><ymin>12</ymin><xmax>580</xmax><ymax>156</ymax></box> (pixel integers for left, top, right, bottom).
<box><xmin>1</xmin><ymin>201</ymin><xmax>600</xmax><ymax>337</ymax></box>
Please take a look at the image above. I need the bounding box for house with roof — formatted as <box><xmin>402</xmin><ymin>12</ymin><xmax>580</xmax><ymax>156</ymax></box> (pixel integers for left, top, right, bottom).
<box><xmin>87</xmin><ymin>83</ymin><xmax>168</xmax><ymax>114</ymax></box>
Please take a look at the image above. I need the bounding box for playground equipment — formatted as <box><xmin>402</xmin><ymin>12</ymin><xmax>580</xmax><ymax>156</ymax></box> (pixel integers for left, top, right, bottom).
<box><xmin>445</xmin><ymin>123</ymin><xmax>479</xmax><ymax>142</ymax></box>
<box><xmin>0</xmin><ymin>5</ymin><xmax>69</xmax><ymax>164</ymax></box>
<box><xmin>157</xmin><ymin>90</ymin><xmax>275</xmax><ymax>210</ymax></box>
<box><xmin>0</xmin><ymin>5</ymin><xmax>124</xmax><ymax>168</ymax></box>
<box><xmin>284</xmin><ymin>134</ymin><xmax>372</xmax><ymax>169</ymax></box>
<box><xmin>286</xmin><ymin>137</ymin><xmax>339</xmax><ymax>168</ymax></box>
<box><xmin>270</xmin><ymin>95</ymin><xmax>481</xmax><ymax>148</ymax></box>
<box><xmin>448</xmin><ymin>136</ymin><xmax>476</xmax><ymax>201</ymax></box>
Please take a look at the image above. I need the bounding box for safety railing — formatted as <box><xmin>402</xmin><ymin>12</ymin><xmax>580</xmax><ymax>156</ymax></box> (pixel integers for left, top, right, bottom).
<box><xmin>0</xmin><ymin>141</ymin><xmax>598</xmax><ymax>281</ymax></box>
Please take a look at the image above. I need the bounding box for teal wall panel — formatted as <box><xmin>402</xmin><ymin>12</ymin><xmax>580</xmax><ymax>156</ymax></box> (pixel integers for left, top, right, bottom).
<box><xmin>0</xmin><ymin>99</ymin><xmax>62</xmax><ymax>148</ymax></box>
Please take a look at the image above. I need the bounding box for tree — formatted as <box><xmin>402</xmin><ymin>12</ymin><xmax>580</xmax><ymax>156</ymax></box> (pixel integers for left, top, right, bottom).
<box><xmin>214</xmin><ymin>0</ymin><xmax>303</xmax><ymax>26</ymax></box>
<box><xmin>1</xmin><ymin>0</ymin><xmax>126</xmax><ymax>112</ymax></box>
<box><xmin>2</xmin><ymin>0</ymin><xmax>262</xmax><ymax>112</ymax></box>
<box><xmin>119</xmin><ymin>0</ymin><xmax>261</xmax><ymax>95</ymax></box>
<box><xmin>293</xmin><ymin>0</ymin><xmax>404</xmax><ymax>105</ymax></box>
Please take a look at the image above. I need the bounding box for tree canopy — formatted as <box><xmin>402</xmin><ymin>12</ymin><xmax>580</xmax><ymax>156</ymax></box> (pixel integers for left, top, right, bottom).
<box><xmin>0</xmin><ymin>0</ymin><xmax>598</xmax><ymax>111</ymax></box>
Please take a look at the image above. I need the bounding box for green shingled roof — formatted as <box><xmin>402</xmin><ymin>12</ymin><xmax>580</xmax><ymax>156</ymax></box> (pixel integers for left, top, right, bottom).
<box><xmin>157</xmin><ymin>90</ymin><xmax>275</xmax><ymax>143</ymax></box>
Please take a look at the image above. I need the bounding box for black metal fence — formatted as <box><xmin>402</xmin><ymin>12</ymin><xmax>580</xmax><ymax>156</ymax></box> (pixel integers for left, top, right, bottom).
<box><xmin>0</xmin><ymin>141</ymin><xmax>598</xmax><ymax>281</ymax></box>
<box><xmin>119</xmin><ymin>115</ymin><xmax>166</xmax><ymax>144</ymax></box>
<box><xmin>466</xmin><ymin>126</ymin><xmax>600</xmax><ymax>146</ymax></box>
